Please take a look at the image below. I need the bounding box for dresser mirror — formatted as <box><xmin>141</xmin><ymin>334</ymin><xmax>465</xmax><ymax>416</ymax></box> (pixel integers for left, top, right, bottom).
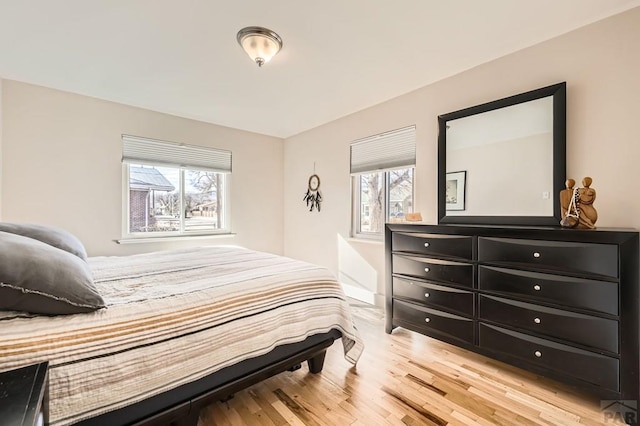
<box><xmin>437</xmin><ymin>82</ymin><xmax>566</xmax><ymax>226</ymax></box>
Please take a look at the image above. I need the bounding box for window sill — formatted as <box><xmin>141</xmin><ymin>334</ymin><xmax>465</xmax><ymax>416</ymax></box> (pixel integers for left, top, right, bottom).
<box><xmin>116</xmin><ymin>233</ymin><xmax>236</xmax><ymax>244</ymax></box>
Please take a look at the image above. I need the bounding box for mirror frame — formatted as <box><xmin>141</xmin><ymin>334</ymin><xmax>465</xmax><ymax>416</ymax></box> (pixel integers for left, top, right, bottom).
<box><xmin>437</xmin><ymin>82</ymin><xmax>566</xmax><ymax>226</ymax></box>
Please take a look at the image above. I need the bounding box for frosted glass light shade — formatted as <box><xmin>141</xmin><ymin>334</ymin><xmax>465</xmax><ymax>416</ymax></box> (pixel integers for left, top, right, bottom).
<box><xmin>237</xmin><ymin>27</ymin><xmax>283</xmax><ymax>67</ymax></box>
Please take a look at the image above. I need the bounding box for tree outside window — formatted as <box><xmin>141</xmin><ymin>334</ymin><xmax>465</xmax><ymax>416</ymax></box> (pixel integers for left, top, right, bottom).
<box><xmin>355</xmin><ymin>167</ymin><xmax>414</xmax><ymax>236</ymax></box>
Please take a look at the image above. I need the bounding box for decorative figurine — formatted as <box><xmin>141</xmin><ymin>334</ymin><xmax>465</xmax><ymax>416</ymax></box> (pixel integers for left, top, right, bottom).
<box><xmin>577</xmin><ymin>177</ymin><xmax>597</xmax><ymax>229</ymax></box>
<box><xmin>559</xmin><ymin>179</ymin><xmax>578</xmax><ymax>228</ymax></box>
<box><xmin>559</xmin><ymin>176</ymin><xmax>597</xmax><ymax>229</ymax></box>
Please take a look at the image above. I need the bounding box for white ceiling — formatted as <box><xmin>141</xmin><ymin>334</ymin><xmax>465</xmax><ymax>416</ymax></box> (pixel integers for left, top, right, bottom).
<box><xmin>0</xmin><ymin>1</ymin><xmax>638</xmax><ymax>138</ymax></box>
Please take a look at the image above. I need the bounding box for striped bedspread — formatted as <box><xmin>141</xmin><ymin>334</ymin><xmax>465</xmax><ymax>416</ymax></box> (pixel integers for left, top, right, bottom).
<box><xmin>0</xmin><ymin>246</ymin><xmax>364</xmax><ymax>425</ymax></box>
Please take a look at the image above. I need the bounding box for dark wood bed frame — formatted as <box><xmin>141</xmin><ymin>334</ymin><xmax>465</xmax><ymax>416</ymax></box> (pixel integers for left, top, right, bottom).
<box><xmin>73</xmin><ymin>329</ymin><xmax>343</xmax><ymax>426</ymax></box>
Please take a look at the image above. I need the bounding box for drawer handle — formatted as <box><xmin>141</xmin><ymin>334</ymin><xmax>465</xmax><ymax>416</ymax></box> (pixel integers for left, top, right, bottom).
<box><xmin>424</xmin><ymin>292</ymin><xmax>430</xmax><ymax>298</ymax></box>
<box><xmin>533</xmin><ymin>284</ymin><xmax>541</xmax><ymax>291</ymax></box>
<box><xmin>533</xmin><ymin>317</ymin><xmax>541</xmax><ymax>324</ymax></box>
<box><xmin>425</xmin><ymin>317</ymin><xmax>431</xmax><ymax>323</ymax></box>
<box><xmin>534</xmin><ymin>350</ymin><xmax>542</xmax><ymax>358</ymax></box>
<box><xmin>424</xmin><ymin>242</ymin><xmax>430</xmax><ymax>248</ymax></box>
<box><xmin>424</xmin><ymin>267</ymin><xmax>430</xmax><ymax>273</ymax></box>
<box><xmin>533</xmin><ymin>252</ymin><xmax>541</xmax><ymax>258</ymax></box>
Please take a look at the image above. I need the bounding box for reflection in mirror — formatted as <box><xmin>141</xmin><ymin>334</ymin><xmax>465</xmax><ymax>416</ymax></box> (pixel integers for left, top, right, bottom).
<box><xmin>438</xmin><ymin>82</ymin><xmax>566</xmax><ymax>226</ymax></box>
<box><xmin>447</xmin><ymin>97</ymin><xmax>553</xmax><ymax>216</ymax></box>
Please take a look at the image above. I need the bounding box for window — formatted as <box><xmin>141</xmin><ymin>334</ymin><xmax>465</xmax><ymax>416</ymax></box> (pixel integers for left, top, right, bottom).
<box><xmin>353</xmin><ymin>168</ymin><xmax>414</xmax><ymax>236</ymax></box>
<box><xmin>122</xmin><ymin>135</ymin><xmax>231</xmax><ymax>237</ymax></box>
<box><xmin>351</xmin><ymin>126</ymin><xmax>415</xmax><ymax>238</ymax></box>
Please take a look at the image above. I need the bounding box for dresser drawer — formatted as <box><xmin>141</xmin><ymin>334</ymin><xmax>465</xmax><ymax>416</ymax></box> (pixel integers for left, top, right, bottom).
<box><xmin>478</xmin><ymin>237</ymin><xmax>618</xmax><ymax>278</ymax></box>
<box><xmin>479</xmin><ymin>323</ymin><xmax>619</xmax><ymax>391</ymax></box>
<box><xmin>393</xmin><ymin>277</ymin><xmax>474</xmax><ymax>316</ymax></box>
<box><xmin>479</xmin><ymin>295</ymin><xmax>618</xmax><ymax>353</ymax></box>
<box><xmin>392</xmin><ymin>254</ymin><xmax>473</xmax><ymax>288</ymax></box>
<box><xmin>393</xmin><ymin>299</ymin><xmax>474</xmax><ymax>344</ymax></box>
<box><xmin>392</xmin><ymin>232</ymin><xmax>472</xmax><ymax>260</ymax></box>
<box><xmin>478</xmin><ymin>266</ymin><xmax>618</xmax><ymax>316</ymax></box>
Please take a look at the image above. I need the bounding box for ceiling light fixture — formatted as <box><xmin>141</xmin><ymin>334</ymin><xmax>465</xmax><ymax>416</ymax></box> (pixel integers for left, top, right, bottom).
<box><xmin>236</xmin><ymin>26</ymin><xmax>283</xmax><ymax>67</ymax></box>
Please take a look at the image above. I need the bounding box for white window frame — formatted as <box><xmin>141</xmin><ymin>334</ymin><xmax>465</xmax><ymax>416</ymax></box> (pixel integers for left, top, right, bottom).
<box><xmin>121</xmin><ymin>135</ymin><xmax>232</xmax><ymax>240</ymax></box>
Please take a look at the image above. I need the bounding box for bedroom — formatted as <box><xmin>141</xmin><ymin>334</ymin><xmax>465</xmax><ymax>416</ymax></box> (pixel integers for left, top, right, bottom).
<box><xmin>1</xmin><ymin>1</ymin><xmax>640</xmax><ymax>425</ymax></box>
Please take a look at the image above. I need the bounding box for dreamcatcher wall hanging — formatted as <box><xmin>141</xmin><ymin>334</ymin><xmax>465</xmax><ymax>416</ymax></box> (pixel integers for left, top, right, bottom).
<box><xmin>303</xmin><ymin>174</ymin><xmax>322</xmax><ymax>212</ymax></box>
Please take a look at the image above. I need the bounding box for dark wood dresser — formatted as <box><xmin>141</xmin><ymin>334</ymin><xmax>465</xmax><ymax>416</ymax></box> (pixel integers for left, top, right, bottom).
<box><xmin>385</xmin><ymin>223</ymin><xmax>639</xmax><ymax>401</ymax></box>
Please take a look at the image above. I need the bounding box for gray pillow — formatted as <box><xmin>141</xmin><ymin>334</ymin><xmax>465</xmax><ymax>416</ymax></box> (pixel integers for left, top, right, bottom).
<box><xmin>0</xmin><ymin>231</ymin><xmax>104</xmax><ymax>315</ymax></box>
<box><xmin>0</xmin><ymin>222</ymin><xmax>88</xmax><ymax>260</ymax></box>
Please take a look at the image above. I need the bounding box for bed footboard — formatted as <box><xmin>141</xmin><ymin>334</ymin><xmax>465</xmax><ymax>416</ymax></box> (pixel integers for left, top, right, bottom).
<box><xmin>137</xmin><ymin>348</ymin><xmax>333</xmax><ymax>426</ymax></box>
<box><xmin>74</xmin><ymin>330</ymin><xmax>342</xmax><ymax>426</ymax></box>
<box><xmin>185</xmin><ymin>344</ymin><xmax>334</xmax><ymax>424</ymax></box>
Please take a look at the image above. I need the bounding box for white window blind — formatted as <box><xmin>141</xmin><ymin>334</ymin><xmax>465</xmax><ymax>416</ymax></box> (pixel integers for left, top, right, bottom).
<box><xmin>122</xmin><ymin>135</ymin><xmax>232</xmax><ymax>173</ymax></box>
<box><xmin>350</xmin><ymin>125</ymin><xmax>416</xmax><ymax>174</ymax></box>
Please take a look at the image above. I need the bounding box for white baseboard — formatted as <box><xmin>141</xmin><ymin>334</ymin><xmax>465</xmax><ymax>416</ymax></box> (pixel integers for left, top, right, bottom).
<box><xmin>340</xmin><ymin>283</ymin><xmax>384</xmax><ymax>308</ymax></box>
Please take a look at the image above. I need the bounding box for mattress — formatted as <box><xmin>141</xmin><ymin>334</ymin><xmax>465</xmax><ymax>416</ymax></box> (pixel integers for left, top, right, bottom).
<box><xmin>0</xmin><ymin>246</ymin><xmax>364</xmax><ymax>425</ymax></box>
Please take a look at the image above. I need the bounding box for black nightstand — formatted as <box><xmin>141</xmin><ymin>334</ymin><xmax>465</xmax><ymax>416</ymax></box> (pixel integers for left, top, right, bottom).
<box><xmin>0</xmin><ymin>362</ymin><xmax>49</xmax><ymax>426</ymax></box>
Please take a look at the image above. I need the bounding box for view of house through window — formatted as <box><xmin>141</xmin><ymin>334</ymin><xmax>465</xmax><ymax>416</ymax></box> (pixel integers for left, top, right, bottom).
<box><xmin>128</xmin><ymin>164</ymin><xmax>226</xmax><ymax>234</ymax></box>
<box><xmin>357</xmin><ymin>167</ymin><xmax>414</xmax><ymax>235</ymax></box>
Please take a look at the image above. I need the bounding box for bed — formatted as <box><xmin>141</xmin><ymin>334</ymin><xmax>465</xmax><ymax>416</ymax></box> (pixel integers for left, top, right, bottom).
<box><xmin>0</xmin><ymin>232</ymin><xmax>363</xmax><ymax>426</ymax></box>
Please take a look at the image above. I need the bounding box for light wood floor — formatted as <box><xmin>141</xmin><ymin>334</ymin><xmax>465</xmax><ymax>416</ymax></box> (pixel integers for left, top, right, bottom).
<box><xmin>198</xmin><ymin>302</ymin><xmax>620</xmax><ymax>425</ymax></box>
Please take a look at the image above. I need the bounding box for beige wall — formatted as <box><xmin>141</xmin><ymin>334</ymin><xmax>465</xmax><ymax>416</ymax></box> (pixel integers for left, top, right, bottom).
<box><xmin>0</xmin><ymin>80</ymin><xmax>284</xmax><ymax>256</ymax></box>
<box><xmin>283</xmin><ymin>7</ymin><xmax>640</xmax><ymax>305</ymax></box>
<box><xmin>0</xmin><ymin>79</ymin><xmax>3</xmax><ymax>217</ymax></box>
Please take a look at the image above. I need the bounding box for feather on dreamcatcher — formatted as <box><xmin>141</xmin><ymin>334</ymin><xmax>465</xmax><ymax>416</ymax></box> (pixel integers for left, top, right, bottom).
<box><xmin>303</xmin><ymin>174</ymin><xmax>322</xmax><ymax>212</ymax></box>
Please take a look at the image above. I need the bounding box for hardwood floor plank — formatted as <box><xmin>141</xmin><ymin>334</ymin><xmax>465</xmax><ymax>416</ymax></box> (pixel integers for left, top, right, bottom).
<box><xmin>450</xmin><ymin>410</ymin><xmax>484</xmax><ymax>426</ymax></box>
<box><xmin>233</xmin><ymin>404</ymin><xmax>268</xmax><ymax>426</ymax></box>
<box><xmin>408</xmin><ymin>360</ymin><xmax>472</xmax><ymax>390</ymax></box>
<box><xmin>237</xmin><ymin>389</ymin><xmax>262</xmax><ymax>415</ymax></box>
<box><xmin>345</xmin><ymin>393</ymin><xmax>391</xmax><ymax>419</ymax></box>
<box><xmin>281</xmin><ymin>374</ymin><xmax>357</xmax><ymax>425</ymax></box>
<box><xmin>245</xmin><ymin>387</ymin><xmax>289</xmax><ymax>426</ymax></box>
<box><xmin>467</xmin><ymin>386</ymin><xmax>550</xmax><ymax>425</ymax></box>
<box><xmin>270</xmin><ymin>399</ymin><xmax>308</xmax><ymax>426</ymax></box>
<box><xmin>382</xmin><ymin>385</ymin><xmax>448</xmax><ymax>426</ymax></box>
<box><xmin>272</xmin><ymin>388</ymin><xmax>322</xmax><ymax>426</ymax></box>
<box><xmin>405</xmin><ymin>373</ymin><xmax>447</xmax><ymax>396</ymax></box>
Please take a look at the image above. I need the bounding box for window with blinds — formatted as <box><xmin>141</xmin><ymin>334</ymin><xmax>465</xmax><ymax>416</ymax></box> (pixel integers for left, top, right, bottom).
<box><xmin>121</xmin><ymin>135</ymin><xmax>231</xmax><ymax>238</ymax></box>
<box><xmin>350</xmin><ymin>126</ymin><xmax>416</xmax><ymax>238</ymax></box>
<box><xmin>350</xmin><ymin>126</ymin><xmax>416</xmax><ymax>174</ymax></box>
<box><xmin>122</xmin><ymin>135</ymin><xmax>232</xmax><ymax>173</ymax></box>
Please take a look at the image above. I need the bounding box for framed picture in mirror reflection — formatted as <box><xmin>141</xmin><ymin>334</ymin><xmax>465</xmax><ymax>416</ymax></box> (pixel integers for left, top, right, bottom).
<box><xmin>446</xmin><ymin>171</ymin><xmax>466</xmax><ymax>211</ymax></box>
